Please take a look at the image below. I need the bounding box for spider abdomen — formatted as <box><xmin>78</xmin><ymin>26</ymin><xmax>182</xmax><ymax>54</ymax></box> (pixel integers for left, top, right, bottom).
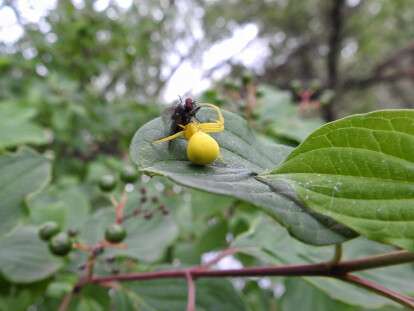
<box><xmin>186</xmin><ymin>132</ymin><xmax>219</xmax><ymax>165</ymax></box>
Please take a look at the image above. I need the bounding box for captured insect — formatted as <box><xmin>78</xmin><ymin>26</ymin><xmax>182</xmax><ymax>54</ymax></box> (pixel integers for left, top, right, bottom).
<box><xmin>163</xmin><ymin>97</ymin><xmax>201</xmax><ymax>134</ymax></box>
<box><xmin>154</xmin><ymin>97</ymin><xmax>224</xmax><ymax>165</ymax></box>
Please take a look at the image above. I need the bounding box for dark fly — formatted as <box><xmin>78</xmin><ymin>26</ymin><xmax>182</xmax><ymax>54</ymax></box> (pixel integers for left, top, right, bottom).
<box><xmin>162</xmin><ymin>97</ymin><xmax>201</xmax><ymax>134</ymax></box>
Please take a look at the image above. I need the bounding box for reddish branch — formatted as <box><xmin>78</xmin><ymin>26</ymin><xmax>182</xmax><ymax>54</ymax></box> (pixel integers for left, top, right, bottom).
<box><xmin>70</xmin><ymin>249</ymin><xmax>414</xmax><ymax>309</ymax></box>
<box><xmin>185</xmin><ymin>271</ymin><xmax>196</xmax><ymax>311</ymax></box>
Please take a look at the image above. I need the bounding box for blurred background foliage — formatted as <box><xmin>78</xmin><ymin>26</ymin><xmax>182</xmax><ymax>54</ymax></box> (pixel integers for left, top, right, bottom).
<box><xmin>0</xmin><ymin>0</ymin><xmax>413</xmax><ymax>310</ymax></box>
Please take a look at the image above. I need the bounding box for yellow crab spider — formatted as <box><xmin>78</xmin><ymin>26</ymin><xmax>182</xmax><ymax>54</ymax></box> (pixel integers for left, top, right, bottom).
<box><xmin>154</xmin><ymin>104</ymin><xmax>224</xmax><ymax>165</ymax></box>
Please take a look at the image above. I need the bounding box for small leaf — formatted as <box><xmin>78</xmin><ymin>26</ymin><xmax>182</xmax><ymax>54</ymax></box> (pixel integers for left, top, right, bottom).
<box><xmin>0</xmin><ymin>226</ymin><xmax>62</xmax><ymax>283</ymax></box>
<box><xmin>265</xmin><ymin>110</ymin><xmax>414</xmax><ymax>250</ymax></box>
<box><xmin>0</xmin><ymin>148</ymin><xmax>51</xmax><ymax>236</ymax></box>
<box><xmin>130</xmin><ymin>108</ymin><xmax>354</xmax><ymax>245</ymax></box>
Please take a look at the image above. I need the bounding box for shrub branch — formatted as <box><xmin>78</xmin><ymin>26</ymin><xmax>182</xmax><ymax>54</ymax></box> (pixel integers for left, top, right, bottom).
<box><xmin>73</xmin><ymin>249</ymin><xmax>414</xmax><ymax>309</ymax></box>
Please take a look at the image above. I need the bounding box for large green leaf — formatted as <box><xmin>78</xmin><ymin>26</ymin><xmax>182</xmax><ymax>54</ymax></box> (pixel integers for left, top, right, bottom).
<box><xmin>80</xmin><ymin>208</ymin><xmax>178</xmax><ymax>263</ymax></box>
<box><xmin>0</xmin><ymin>226</ymin><xmax>62</xmax><ymax>283</ymax></box>
<box><xmin>0</xmin><ymin>148</ymin><xmax>51</xmax><ymax>235</ymax></box>
<box><xmin>232</xmin><ymin>216</ymin><xmax>414</xmax><ymax>309</ymax></box>
<box><xmin>0</xmin><ymin>103</ymin><xmax>48</xmax><ymax>149</ymax></box>
<box><xmin>112</xmin><ymin>279</ymin><xmax>247</xmax><ymax>311</ymax></box>
<box><xmin>265</xmin><ymin>110</ymin><xmax>414</xmax><ymax>250</ymax></box>
<box><xmin>130</xmin><ymin>108</ymin><xmax>355</xmax><ymax>245</ymax></box>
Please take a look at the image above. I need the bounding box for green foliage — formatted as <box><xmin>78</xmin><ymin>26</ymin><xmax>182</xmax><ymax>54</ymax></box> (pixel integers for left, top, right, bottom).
<box><xmin>1</xmin><ymin>1</ymin><xmax>414</xmax><ymax>309</ymax></box>
<box><xmin>256</xmin><ymin>86</ymin><xmax>324</xmax><ymax>143</ymax></box>
<box><xmin>0</xmin><ymin>148</ymin><xmax>51</xmax><ymax>236</ymax></box>
<box><xmin>233</xmin><ymin>216</ymin><xmax>414</xmax><ymax>308</ymax></box>
<box><xmin>29</xmin><ymin>185</ymin><xmax>91</xmax><ymax>231</ymax></box>
<box><xmin>269</xmin><ymin>110</ymin><xmax>414</xmax><ymax>250</ymax></box>
<box><xmin>112</xmin><ymin>279</ymin><xmax>247</xmax><ymax>311</ymax></box>
<box><xmin>0</xmin><ymin>102</ymin><xmax>49</xmax><ymax>149</ymax></box>
<box><xmin>0</xmin><ymin>226</ymin><xmax>62</xmax><ymax>283</ymax></box>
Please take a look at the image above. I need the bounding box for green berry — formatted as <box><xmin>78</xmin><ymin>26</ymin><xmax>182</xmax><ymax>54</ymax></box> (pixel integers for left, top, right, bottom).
<box><xmin>120</xmin><ymin>165</ymin><xmax>138</xmax><ymax>183</ymax></box>
<box><xmin>49</xmin><ymin>232</ymin><xmax>72</xmax><ymax>256</ymax></box>
<box><xmin>39</xmin><ymin>221</ymin><xmax>60</xmax><ymax>241</ymax></box>
<box><xmin>99</xmin><ymin>174</ymin><xmax>117</xmax><ymax>192</ymax></box>
<box><xmin>105</xmin><ymin>224</ymin><xmax>127</xmax><ymax>243</ymax></box>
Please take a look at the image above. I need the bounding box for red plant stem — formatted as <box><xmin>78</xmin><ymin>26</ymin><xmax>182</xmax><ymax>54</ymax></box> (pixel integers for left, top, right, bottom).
<box><xmin>77</xmin><ymin>250</ymin><xmax>414</xmax><ymax>309</ymax></box>
<box><xmin>185</xmin><ymin>271</ymin><xmax>196</xmax><ymax>311</ymax></box>
<box><xmin>88</xmin><ymin>249</ymin><xmax>414</xmax><ymax>285</ymax></box>
<box><xmin>333</xmin><ymin>250</ymin><xmax>414</xmax><ymax>272</ymax></box>
<box><xmin>115</xmin><ymin>192</ymin><xmax>128</xmax><ymax>224</ymax></box>
<box><xmin>58</xmin><ymin>291</ymin><xmax>73</xmax><ymax>311</ymax></box>
<box><xmin>341</xmin><ymin>274</ymin><xmax>414</xmax><ymax>309</ymax></box>
<box><xmin>88</xmin><ymin>263</ymin><xmax>330</xmax><ymax>284</ymax></box>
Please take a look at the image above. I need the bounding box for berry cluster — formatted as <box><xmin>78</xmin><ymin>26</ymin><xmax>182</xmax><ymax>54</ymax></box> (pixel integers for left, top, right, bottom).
<box><xmin>38</xmin><ymin>164</ymin><xmax>171</xmax><ymax>263</ymax></box>
<box><xmin>38</xmin><ymin>222</ymin><xmax>73</xmax><ymax>256</ymax></box>
<box><xmin>99</xmin><ymin>164</ymin><xmax>139</xmax><ymax>192</ymax></box>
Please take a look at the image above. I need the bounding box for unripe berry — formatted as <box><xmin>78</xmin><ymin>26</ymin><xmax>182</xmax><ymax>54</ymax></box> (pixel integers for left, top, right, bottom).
<box><xmin>49</xmin><ymin>232</ymin><xmax>72</xmax><ymax>256</ymax></box>
<box><xmin>105</xmin><ymin>224</ymin><xmax>127</xmax><ymax>243</ymax></box>
<box><xmin>99</xmin><ymin>174</ymin><xmax>117</xmax><ymax>192</ymax></box>
<box><xmin>120</xmin><ymin>165</ymin><xmax>138</xmax><ymax>183</ymax></box>
<box><xmin>38</xmin><ymin>221</ymin><xmax>60</xmax><ymax>241</ymax></box>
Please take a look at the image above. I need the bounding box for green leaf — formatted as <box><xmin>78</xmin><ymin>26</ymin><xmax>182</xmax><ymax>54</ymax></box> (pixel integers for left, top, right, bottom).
<box><xmin>0</xmin><ymin>148</ymin><xmax>51</xmax><ymax>236</ymax></box>
<box><xmin>130</xmin><ymin>108</ymin><xmax>354</xmax><ymax>245</ymax></box>
<box><xmin>257</xmin><ymin>86</ymin><xmax>324</xmax><ymax>143</ymax></box>
<box><xmin>112</xmin><ymin>279</ymin><xmax>247</xmax><ymax>311</ymax></box>
<box><xmin>280</xmin><ymin>279</ymin><xmax>400</xmax><ymax>311</ymax></box>
<box><xmin>80</xmin><ymin>208</ymin><xmax>178</xmax><ymax>263</ymax></box>
<box><xmin>232</xmin><ymin>216</ymin><xmax>414</xmax><ymax>308</ymax></box>
<box><xmin>0</xmin><ymin>226</ymin><xmax>62</xmax><ymax>283</ymax></box>
<box><xmin>0</xmin><ymin>103</ymin><xmax>48</xmax><ymax>149</ymax></box>
<box><xmin>69</xmin><ymin>285</ymin><xmax>110</xmax><ymax>311</ymax></box>
<box><xmin>265</xmin><ymin>110</ymin><xmax>414</xmax><ymax>250</ymax></box>
<box><xmin>281</xmin><ymin>279</ymin><xmax>353</xmax><ymax>311</ymax></box>
<box><xmin>29</xmin><ymin>186</ymin><xmax>90</xmax><ymax>231</ymax></box>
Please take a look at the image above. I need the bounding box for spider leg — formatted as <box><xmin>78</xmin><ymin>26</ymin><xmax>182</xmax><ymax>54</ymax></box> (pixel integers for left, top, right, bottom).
<box><xmin>198</xmin><ymin>122</ymin><xmax>224</xmax><ymax>133</ymax></box>
<box><xmin>198</xmin><ymin>103</ymin><xmax>224</xmax><ymax>124</ymax></box>
<box><xmin>153</xmin><ymin>131</ymin><xmax>184</xmax><ymax>143</ymax></box>
<box><xmin>195</xmin><ymin>103</ymin><xmax>224</xmax><ymax>133</ymax></box>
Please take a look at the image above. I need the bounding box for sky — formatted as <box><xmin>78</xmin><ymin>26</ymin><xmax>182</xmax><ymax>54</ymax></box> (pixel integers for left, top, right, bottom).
<box><xmin>0</xmin><ymin>0</ymin><xmax>268</xmax><ymax>102</ymax></box>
